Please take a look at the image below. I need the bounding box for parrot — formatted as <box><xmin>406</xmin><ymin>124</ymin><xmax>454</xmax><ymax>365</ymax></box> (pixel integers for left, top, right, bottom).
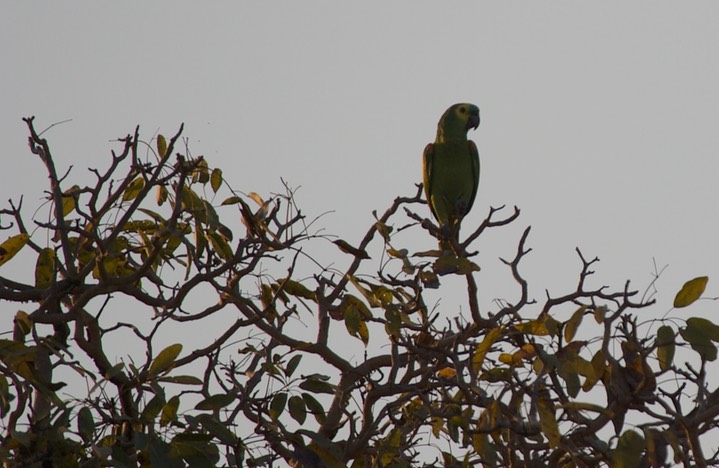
<box><xmin>422</xmin><ymin>103</ymin><xmax>480</xmax><ymax>249</ymax></box>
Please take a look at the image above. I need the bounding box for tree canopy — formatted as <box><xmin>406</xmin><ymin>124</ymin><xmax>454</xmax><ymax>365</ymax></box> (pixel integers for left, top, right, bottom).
<box><xmin>0</xmin><ymin>118</ymin><xmax>717</xmax><ymax>467</ymax></box>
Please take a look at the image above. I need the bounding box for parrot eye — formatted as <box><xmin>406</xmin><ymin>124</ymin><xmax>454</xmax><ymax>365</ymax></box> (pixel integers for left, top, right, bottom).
<box><xmin>458</xmin><ymin>106</ymin><xmax>467</xmax><ymax>114</ymax></box>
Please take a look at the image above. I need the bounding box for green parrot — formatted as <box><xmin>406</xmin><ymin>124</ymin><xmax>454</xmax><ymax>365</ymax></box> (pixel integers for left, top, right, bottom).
<box><xmin>422</xmin><ymin>103</ymin><xmax>480</xmax><ymax>247</ymax></box>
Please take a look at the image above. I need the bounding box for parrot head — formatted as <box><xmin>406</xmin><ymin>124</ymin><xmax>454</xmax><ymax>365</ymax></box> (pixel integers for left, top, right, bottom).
<box><xmin>436</xmin><ymin>103</ymin><xmax>480</xmax><ymax>142</ymax></box>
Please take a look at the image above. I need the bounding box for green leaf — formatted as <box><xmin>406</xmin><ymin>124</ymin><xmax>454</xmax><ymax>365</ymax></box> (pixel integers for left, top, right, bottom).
<box><xmin>680</xmin><ymin>318</ymin><xmax>718</xmax><ymax>361</ymax></box>
<box><xmin>207</xmin><ymin>231</ymin><xmax>233</xmax><ymax>260</ymax></box>
<box><xmin>299</xmin><ymin>378</ymin><xmax>335</xmax><ymax>395</ymax></box>
<box><xmin>302</xmin><ymin>393</ymin><xmax>326</xmax><ymax>424</ymax></box>
<box><xmin>122</xmin><ymin>177</ymin><xmax>145</xmax><ymax>201</ymax></box>
<box><xmin>158</xmin><ymin>375</ymin><xmax>203</xmax><ymax>385</ymax></box>
<box><xmin>285</xmin><ymin>355</ymin><xmax>302</xmax><ymax>378</ymax></box>
<box><xmin>674</xmin><ymin>276</ymin><xmax>708</xmax><ymax>308</ymax></box>
<box><xmin>77</xmin><ymin>407</ymin><xmax>95</xmax><ymax>443</ymax></box>
<box><xmin>105</xmin><ymin>362</ymin><xmax>125</xmax><ymax>379</ymax></box>
<box><xmin>270</xmin><ymin>393</ymin><xmax>287</xmax><ymax>420</ymax></box>
<box><xmin>288</xmin><ymin>395</ymin><xmax>307</xmax><ymax>424</ymax></box>
<box><xmin>656</xmin><ymin>325</ymin><xmax>675</xmax><ymax>371</ymax></box>
<box><xmin>195</xmin><ymin>393</ymin><xmax>235</xmax><ymax>411</ymax></box>
<box><xmin>537</xmin><ymin>393</ymin><xmax>560</xmax><ymax>448</ymax></box>
<box><xmin>141</xmin><ymin>395</ymin><xmax>165</xmax><ymax>423</ymax></box>
<box><xmin>195</xmin><ymin>414</ymin><xmax>238</xmax><ymax>445</ymax></box>
<box><xmin>281</xmin><ymin>278</ymin><xmax>317</xmax><ymax>301</ymax></box>
<box><xmin>432</xmin><ymin>256</ymin><xmax>480</xmax><ymax>276</ymax></box>
<box><xmin>613</xmin><ymin>430</ymin><xmax>644</xmax><ymax>468</ymax></box>
<box><xmin>149</xmin><ymin>344</ymin><xmax>183</xmax><ymax>376</ymax></box>
<box><xmin>160</xmin><ymin>395</ymin><xmax>180</xmax><ymax>427</ymax></box>
<box><xmin>333</xmin><ymin>239</ymin><xmax>370</xmax><ymax>259</ymax></box>
<box><xmin>210</xmin><ymin>168</ymin><xmax>222</xmax><ymax>193</ymax></box>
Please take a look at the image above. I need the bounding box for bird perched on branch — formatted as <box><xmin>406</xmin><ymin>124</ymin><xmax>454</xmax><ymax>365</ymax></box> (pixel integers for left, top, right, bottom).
<box><xmin>422</xmin><ymin>103</ymin><xmax>480</xmax><ymax>250</ymax></box>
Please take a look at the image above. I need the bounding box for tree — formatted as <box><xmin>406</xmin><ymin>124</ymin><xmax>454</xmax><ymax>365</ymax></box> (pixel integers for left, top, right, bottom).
<box><xmin>0</xmin><ymin>118</ymin><xmax>717</xmax><ymax>467</ymax></box>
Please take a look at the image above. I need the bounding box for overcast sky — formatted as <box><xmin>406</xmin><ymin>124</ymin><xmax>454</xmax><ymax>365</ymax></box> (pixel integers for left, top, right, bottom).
<box><xmin>3</xmin><ymin>3</ymin><xmax>719</xmax><ymax>330</ymax></box>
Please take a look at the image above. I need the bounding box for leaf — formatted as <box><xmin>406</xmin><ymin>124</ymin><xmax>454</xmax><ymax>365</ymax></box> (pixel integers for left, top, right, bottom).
<box><xmin>270</xmin><ymin>392</ymin><xmax>287</xmax><ymax>420</ymax></box>
<box><xmin>221</xmin><ymin>196</ymin><xmax>242</xmax><ymax>206</ymax></box>
<box><xmin>105</xmin><ymin>362</ymin><xmax>125</xmax><ymax>379</ymax></box>
<box><xmin>674</xmin><ymin>276</ymin><xmax>708</xmax><ymax>308</ymax></box>
<box><xmin>141</xmin><ymin>395</ymin><xmax>165</xmax><ymax>423</ymax></box>
<box><xmin>210</xmin><ymin>168</ymin><xmax>222</xmax><ymax>193</ymax></box>
<box><xmin>196</xmin><ymin>413</ymin><xmax>238</xmax><ymax>445</ymax></box>
<box><xmin>302</xmin><ymin>393</ymin><xmax>326</xmax><ymax>424</ymax></box>
<box><xmin>33</xmin><ymin>248</ymin><xmax>55</xmax><ymax>289</ymax></box>
<box><xmin>194</xmin><ymin>393</ymin><xmax>234</xmax><ymax>411</ymax></box>
<box><xmin>288</xmin><ymin>395</ymin><xmax>307</xmax><ymax>424</ymax></box>
<box><xmin>149</xmin><ymin>344</ymin><xmax>183</xmax><ymax>376</ymax></box>
<box><xmin>0</xmin><ymin>234</ymin><xmax>30</xmax><ymax>267</ymax></box>
<box><xmin>656</xmin><ymin>325</ymin><xmax>675</xmax><ymax>371</ymax></box>
<box><xmin>77</xmin><ymin>407</ymin><xmax>95</xmax><ymax>443</ymax></box>
<box><xmin>472</xmin><ymin>327</ymin><xmax>501</xmax><ymax>373</ymax></box>
<box><xmin>281</xmin><ymin>278</ymin><xmax>317</xmax><ymax>301</ymax></box>
<box><xmin>432</xmin><ymin>256</ymin><xmax>480</xmax><ymax>276</ymax></box>
<box><xmin>680</xmin><ymin>317</ymin><xmax>719</xmax><ymax>361</ymax></box>
<box><xmin>342</xmin><ymin>295</ymin><xmax>370</xmax><ymax>345</ymax></box>
<box><xmin>564</xmin><ymin>306</ymin><xmax>586</xmax><ymax>342</ymax></box>
<box><xmin>613</xmin><ymin>430</ymin><xmax>644</xmax><ymax>468</ymax></box>
<box><xmin>419</xmin><ymin>270</ymin><xmax>440</xmax><ymax>289</ymax></box>
<box><xmin>156</xmin><ymin>185</ymin><xmax>169</xmax><ymax>206</ymax></box>
<box><xmin>437</xmin><ymin>367</ymin><xmax>457</xmax><ymax>379</ymax></box>
<box><xmin>158</xmin><ymin>375</ymin><xmax>203</xmax><ymax>385</ymax></box>
<box><xmin>207</xmin><ymin>231</ymin><xmax>233</xmax><ymax>260</ymax></box>
<box><xmin>122</xmin><ymin>177</ymin><xmax>145</xmax><ymax>201</ymax></box>
<box><xmin>299</xmin><ymin>377</ymin><xmax>335</xmax><ymax>395</ymax></box>
<box><xmin>593</xmin><ymin>305</ymin><xmax>607</xmax><ymax>324</ymax></box>
<box><xmin>333</xmin><ymin>239</ymin><xmax>370</xmax><ymax>259</ymax></box>
<box><xmin>160</xmin><ymin>395</ymin><xmax>180</xmax><ymax>427</ymax></box>
<box><xmin>157</xmin><ymin>134</ymin><xmax>168</xmax><ymax>157</ymax></box>
<box><xmin>537</xmin><ymin>391</ymin><xmax>560</xmax><ymax>448</ymax></box>
<box><xmin>374</xmin><ymin>221</ymin><xmax>393</xmax><ymax>241</ymax></box>
<box><xmin>13</xmin><ymin>311</ymin><xmax>32</xmax><ymax>338</ymax></box>
<box><xmin>516</xmin><ymin>316</ymin><xmax>560</xmax><ymax>336</ymax></box>
<box><xmin>285</xmin><ymin>355</ymin><xmax>302</xmax><ymax>378</ymax></box>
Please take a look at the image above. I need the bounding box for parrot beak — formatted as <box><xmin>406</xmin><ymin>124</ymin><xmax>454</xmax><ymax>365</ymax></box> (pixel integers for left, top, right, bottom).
<box><xmin>466</xmin><ymin>113</ymin><xmax>480</xmax><ymax>131</ymax></box>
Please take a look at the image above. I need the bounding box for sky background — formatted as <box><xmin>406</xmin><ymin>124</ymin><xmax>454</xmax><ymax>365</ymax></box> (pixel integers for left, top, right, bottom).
<box><xmin>3</xmin><ymin>0</ymin><xmax>719</xmax><ymax>414</ymax></box>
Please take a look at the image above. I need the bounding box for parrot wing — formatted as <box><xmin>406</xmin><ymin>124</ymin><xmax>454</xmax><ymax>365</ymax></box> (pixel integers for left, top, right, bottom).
<box><xmin>465</xmin><ymin>141</ymin><xmax>480</xmax><ymax>216</ymax></box>
<box><xmin>422</xmin><ymin>143</ymin><xmax>438</xmax><ymax>220</ymax></box>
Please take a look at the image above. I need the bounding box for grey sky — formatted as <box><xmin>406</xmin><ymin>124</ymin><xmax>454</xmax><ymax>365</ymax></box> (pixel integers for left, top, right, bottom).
<box><xmin>3</xmin><ymin>3</ymin><xmax>719</xmax><ymax>325</ymax></box>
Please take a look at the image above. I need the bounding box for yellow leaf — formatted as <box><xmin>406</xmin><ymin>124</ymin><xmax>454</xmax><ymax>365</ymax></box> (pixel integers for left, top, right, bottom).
<box><xmin>564</xmin><ymin>306</ymin><xmax>586</xmax><ymax>342</ymax></box>
<box><xmin>537</xmin><ymin>392</ymin><xmax>560</xmax><ymax>448</ymax></box>
<box><xmin>122</xmin><ymin>177</ymin><xmax>145</xmax><ymax>201</ymax></box>
<box><xmin>148</xmin><ymin>344</ymin><xmax>183</xmax><ymax>376</ymax></box>
<box><xmin>13</xmin><ymin>311</ymin><xmax>32</xmax><ymax>338</ymax></box>
<box><xmin>437</xmin><ymin>367</ymin><xmax>457</xmax><ymax>379</ymax></box>
<box><xmin>34</xmin><ymin>248</ymin><xmax>55</xmax><ymax>288</ymax></box>
<box><xmin>473</xmin><ymin>327</ymin><xmax>501</xmax><ymax>373</ymax></box>
<box><xmin>156</xmin><ymin>185</ymin><xmax>168</xmax><ymax>206</ymax></box>
<box><xmin>210</xmin><ymin>168</ymin><xmax>222</xmax><ymax>193</ymax></box>
<box><xmin>0</xmin><ymin>234</ymin><xmax>30</xmax><ymax>267</ymax></box>
<box><xmin>157</xmin><ymin>134</ymin><xmax>168</xmax><ymax>157</ymax></box>
<box><xmin>516</xmin><ymin>316</ymin><xmax>560</xmax><ymax>336</ymax></box>
<box><xmin>674</xmin><ymin>276</ymin><xmax>708</xmax><ymax>308</ymax></box>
